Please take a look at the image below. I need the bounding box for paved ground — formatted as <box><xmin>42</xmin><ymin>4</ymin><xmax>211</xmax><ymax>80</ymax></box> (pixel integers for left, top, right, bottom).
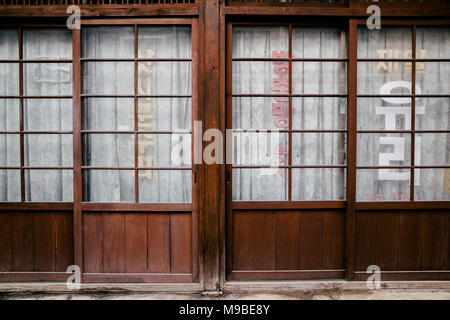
<box><xmin>1</xmin><ymin>282</ymin><xmax>450</xmax><ymax>300</ymax></box>
<box><xmin>2</xmin><ymin>289</ymin><xmax>450</xmax><ymax>300</ymax></box>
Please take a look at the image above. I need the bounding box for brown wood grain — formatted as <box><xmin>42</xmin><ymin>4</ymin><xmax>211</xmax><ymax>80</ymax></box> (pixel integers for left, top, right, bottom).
<box><xmin>322</xmin><ymin>211</ymin><xmax>345</xmax><ymax>270</ymax></box>
<box><xmin>170</xmin><ymin>214</ymin><xmax>192</xmax><ymax>274</ymax></box>
<box><xmin>0</xmin><ymin>213</ymin><xmax>12</xmax><ymax>271</ymax></box>
<box><xmin>55</xmin><ymin>212</ymin><xmax>74</xmax><ymax>272</ymax></box>
<box><xmin>375</xmin><ymin>212</ymin><xmax>399</xmax><ymax>271</ymax></box>
<box><xmin>147</xmin><ymin>214</ymin><xmax>171</xmax><ymax>273</ymax></box>
<box><xmin>275</xmin><ymin>211</ymin><xmax>300</xmax><ymax>270</ymax></box>
<box><xmin>299</xmin><ymin>211</ymin><xmax>323</xmax><ymax>270</ymax></box>
<box><xmin>125</xmin><ymin>214</ymin><xmax>147</xmax><ymax>273</ymax></box>
<box><xmin>251</xmin><ymin>212</ymin><xmax>277</xmax><ymax>270</ymax></box>
<box><xmin>102</xmin><ymin>213</ymin><xmax>126</xmax><ymax>273</ymax></box>
<box><xmin>83</xmin><ymin>213</ymin><xmax>103</xmax><ymax>273</ymax></box>
<box><xmin>33</xmin><ymin>213</ymin><xmax>56</xmax><ymax>272</ymax></box>
<box><xmin>421</xmin><ymin>212</ymin><xmax>444</xmax><ymax>270</ymax></box>
<box><xmin>398</xmin><ymin>212</ymin><xmax>422</xmax><ymax>270</ymax></box>
<box><xmin>355</xmin><ymin>212</ymin><xmax>376</xmax><ymax>271</ymax></box>
<box><xmin>12</xmin><ymin>212</ymin><xmax>34</xmax><ymax>271</ymax></box>
<box><xmin>231</xmin><ymin>211</ymin><xmax>253</xmax><ymax>270</ymax></box>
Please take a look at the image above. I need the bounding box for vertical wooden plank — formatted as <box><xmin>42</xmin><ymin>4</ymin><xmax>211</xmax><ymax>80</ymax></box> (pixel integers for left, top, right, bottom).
<box><xmin>83</xmin><ymin>213</ymin><xmax>103</xmax><ymax>273</ymax></box>
<box><xmin>346</xmin><ymin>18</ymin><xmax>358</xmax><ymax>280</ymax></box>
<box><xmin>446</xmin><ymin>213</ymin><xmax>450</xmax><ymax>270</ymax></box>
<box><xmin>0</xmin><ymin>213</ymin><xmax>12</xmax><ymax>271</ymax></box>
<box><xmin>72</xmin><ymin>27</ymin><xmax>83</xmax><ymax>275</ymax></box>
<box><xmin>33</xmin><ymin>213</ymin><xmax>56</xmax><ymax>272</ymax></box>
<box><xmin>103</xmin><ymin>213</ymin><xmax>125</xmax><ymax>273</ymax></box>
<box><xmin>170</xmin><ymin>213</ymin><xmax>192</xmax><ymax>274</ymax></box>
<box><xmin>147</xmin><ymin>214</ymin><xmax>170</xmax><ymax>273</ymax></box>
<box><xmin>375</xmin><ymin>211</ymin><xmax>399</xmax><ymax>271</ymax></box>
<box><xmin>12</xmin><ymin>212</ymin><xmax>33</xmax><ymax>271</ymax></box>
<box><xmin>355</xmin><ymin>212</ymin><xmax>376</xmax><ymax>271</ymax></box>
<box><xmin>398</xmin><ymin>211</ymin><xmax>422</xmax><ymax>270</ymax></box>
<box><xmin>200</xmin><ymin>0</ymin><xmax>221</xmax><ymax>291</ymax></box>
<box><xmin>421</xmin><ymin>212</ymin><xmax>443</xmax><ymax>270</ymax></box>
<box><xmin>55</xmin><ymin>212</ymin><xmax>74</xmax><ymax>272</ymax></box>
<box><xmin>125</xmin><ymin>213</ymin><xmax>147</xmax><ymax>273</ymax></box>
<box><xmin>299</xmin><ymin>211</ymin><xmax>323</xmax><ymax>270</ymax></box>
<box><xmin>275</xmin><ymin>211</ymin><xmax>300</xmax><ymax>270</ymax></box>
<box><xmin>322</xmin><ymin>211</ymin><xmax>345</xmax><ymax>270</ymax></box>
<box><xmin>232</xmin><ymin>211</ymin><xmax>253</xmax><ymax>270</ymax></box>
<box><xmin>251</xmin><ymin>211</ymin><xmax>276</xmax><ymax>270</ymax></box>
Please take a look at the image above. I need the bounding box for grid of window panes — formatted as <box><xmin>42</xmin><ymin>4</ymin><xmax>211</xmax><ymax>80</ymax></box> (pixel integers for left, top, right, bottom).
<box><xmin>0</xmin><ymin>27</ymin><xmax>73</xmax><ymax>202</ymax></box>
<box><xmin>231</xmin><ymin>25</ymin><xmax>348</xmax><ymax>201</ymax></box>
<box><xmin>81</xmin><ymin>25</ymin><xmax>192</xmax><ymax>203</ymax></box>
<box><xmin>356</xmin><ymin>26</ymin><xmax>450</xmax><ymax>201</ymax></box>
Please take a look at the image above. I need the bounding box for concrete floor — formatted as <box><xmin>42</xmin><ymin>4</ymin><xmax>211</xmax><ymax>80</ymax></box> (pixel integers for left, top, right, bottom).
<box><xmin>1</xmin><ymin>281</ymin><xmax>450</xmax><ymax>300</ymax></box>
<box><xmin>1</xmin><ymin>289</ymin><xmax>450</xmax><ymax>300</ymax></box>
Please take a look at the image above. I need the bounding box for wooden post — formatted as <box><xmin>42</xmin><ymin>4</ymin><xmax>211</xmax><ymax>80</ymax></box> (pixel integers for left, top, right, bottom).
<box><xmin>199</xmin><ymin>0</ymin><xmax>221</xmax><ymax>292</ymax></box>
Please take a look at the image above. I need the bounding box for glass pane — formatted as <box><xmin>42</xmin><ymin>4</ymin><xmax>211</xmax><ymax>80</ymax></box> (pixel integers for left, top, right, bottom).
<box><xmin>358</xmin><ymin>27</ymin><xmax>412</xmax><ymax>59</ymax></box>
<box><xmin>83</xmin><ymin>134</ymin><xmax>134</xmax><ymax>167</ymax></box>
<box><xmin>139</xmin><ymin>26</ymin><xmax>191</xmax><ymax>59</ymax></box>
<box><xmin>0</xmin><ymin>29</ymin><xmax>18</xmax><ymax>60</ymax></box>
<box><xmin>24</xmin><ymin>29</ymin><xmax>72</xmax><ymax>60</ymax></box>
<box><xmin>83</xmin><ymin>170</ymin><xmax>134</xmax><ymax>203</ymax></box>
<box><xmin>138</xmin><ymin>98</ymin><xmax>191</xmax><ymax>131</ymax></box>
<box><xmin>82</xmin><ymin>26</ymin><xmax>134</xmax><ymax>59</ymax></box>
<box><xmin>292</xmin><ymin>133</ymin><xmax>346</xmax><ymax>165</ymax></box>
<box><xmin>357</xmin><ymin>169</ymin><xmax>411</xmax><ymax>201</ymax></box>
<box><xmin>0</xmin><ymin>64</ymin><xmax>19</xmax><ymax>96</ymax></box>
<box><xmin>139</xmin><ymin>170</ymin><xmax>192</xmax><ymax>203</ymax></box>
<box><xmin>83</xmin><ymin>62</ymin><xmax>134</xmax><ymax>95</ymax></box>
<box><xmin>416</xmin><ymin>62</ymin><xmax>450</xmax><ymax>95</ymax></box>
<box><xmin>25</xmin><ymin>170</ymin><xmax>73</xmax><ymax>202</ymax></box>
<box><xmin>24</xmin><ymin>134</ymin><xmax>73</xmax><ymax>167</ymax></box>
<box><xmin>415</xmin><ymin>97</ymin><xmax>450</xmax><ymax>130</ymax></box>
<box><xmin>416</xmin><ymin>27</ymin><xmax>450</xmax><ymax>59</ymax></box>
<box><xmin>357</xmin><ymin>133</ymin><xmax>411</xmax><ymax>166</ymax></box>
<box><xmin>138</xmin><ymin>133</ymin><xmax>191</xmax><ymax>168</ymax></box>
<box><xmin>0</xmin><ymin>99</ymin><xmax>19</xmax><ymax>131</ymax></box>
<box><xmin>415</xmin><ymin>169</ymin><xmax>450</xmax><ymax>201</ymax></box>
<box><xmin>357</xmin><ymin>62</ymin><xmax>412</xmax><ymax>95</ymax></box>
<box><xmin>0</xmin><ymin>134</ymin><xmax>20</xmax><ymax>166</ymax></box>
<box><xmin>138</xmin><ymin>62</ymin><xmax>191</xmax><ymax>96</ymax></box>
<box><xmin>233</xmin><ymin>96</ymin><xmax>287</xmax><ymax>130</ymax></box>
<box><xmin>82</xmin><ymin>98</ymin><xmax>134</xmax><ymax>131</ymax></box>
<box><xmin>293</xmin><ymin>97</ymin><xmax>347</xmax><ymax>130</ymax></box>
<box><xmin>232</xmin><ymin>61</ymin><xmax>288</xmax><ymax>95</ymax></box>
<box><xmin>292</xmin><ymin>27</ymin><xmax>347</xmax><ymax>59</ymax></box>
<box><xmin>232</xmin><ymin>168</ymin><xmax>288</xmax><ymax>201</ymax></box>
<box><xmin>232</xmin><ymin>26</ymin><xmax>289</xmax><ymax>59</ymax></box>
<box><xmin>292</xmin><ymin>168</ymin><xmax>346</xmax><ymax>200</ymax></box>
<box><xmin>0</xmin><ymin>169</ymin><xmax>20</xmax><ymax>202</ymax></box>
<box><xmin>24</xmin><ymin>99</ymin><xmax>72</xmax><ymax>131</ymax></box>
<box><xmin>24</xmin><ymin>63</ymin><xmax>72</xmax><ymax>96</ymax></box>
<box><xmin>292</xmin><ymin>62</ymin><xmax>347</xmax><ymax>94</ymax></box>
<box><xmin>415</xmin><ymin>133</ymin><xmax>449</xmax><ymax>166</ymax></box>
<box><xmin>233</xmin><ymin>132</ymin><xmax>288</xmax><ymax>166</ymax></box>
<box><xmin>357</xmin><ymin>97</ymin><xmax>412</xmax><ymax>131</ymax></box>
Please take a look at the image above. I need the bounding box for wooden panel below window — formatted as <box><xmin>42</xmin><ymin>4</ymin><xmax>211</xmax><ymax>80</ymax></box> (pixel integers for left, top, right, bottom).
<box><xmin>231</xmin><ymin>210</ymin><xmax>345</xmax><ymax>276</ymax></box>
<box><xmin>355</xmin><ymin>210</ymin><xmax>449</xmax><ymax>272</ymax></box>
<box><xmin>82</xmin><ymin>212</ymin><xmax>192</xmax><ymax>275</ymax></box>
<box><xmin>0</xmin><ymin>211</ymin><xmax>73</xmax><ymax>273</ymax></box>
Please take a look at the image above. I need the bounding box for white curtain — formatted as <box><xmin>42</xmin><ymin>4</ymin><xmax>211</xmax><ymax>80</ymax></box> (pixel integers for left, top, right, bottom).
<box><xmin>232</xmin><ymin>26</ymin><xmax>347</xmax><ymax>201</ymax></box>
<box><xmin>82</xmin><ymin>26</ymin><xmax>192</xmax><ymax>203</ymax></box>
<box><xmin>357</xmin><ymin>27</ymin><xmax>450</xmax><ymax>201</ymax></box>
<box><xmin>0</xmin><ymin>28</ymin><xmax>73</xmax><ymax>202</ymax></box>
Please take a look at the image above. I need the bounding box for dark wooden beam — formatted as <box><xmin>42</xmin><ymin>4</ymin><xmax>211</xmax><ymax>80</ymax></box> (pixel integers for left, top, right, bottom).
<box><xmin>0</xmin><ymin>5</ymin><xmax>199</xmax><ymax>17</ymax></box>
<box><xmin>199</xmin><ymin>0</ymin><xmax>221</xmax><ymax>292</ymax></box>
